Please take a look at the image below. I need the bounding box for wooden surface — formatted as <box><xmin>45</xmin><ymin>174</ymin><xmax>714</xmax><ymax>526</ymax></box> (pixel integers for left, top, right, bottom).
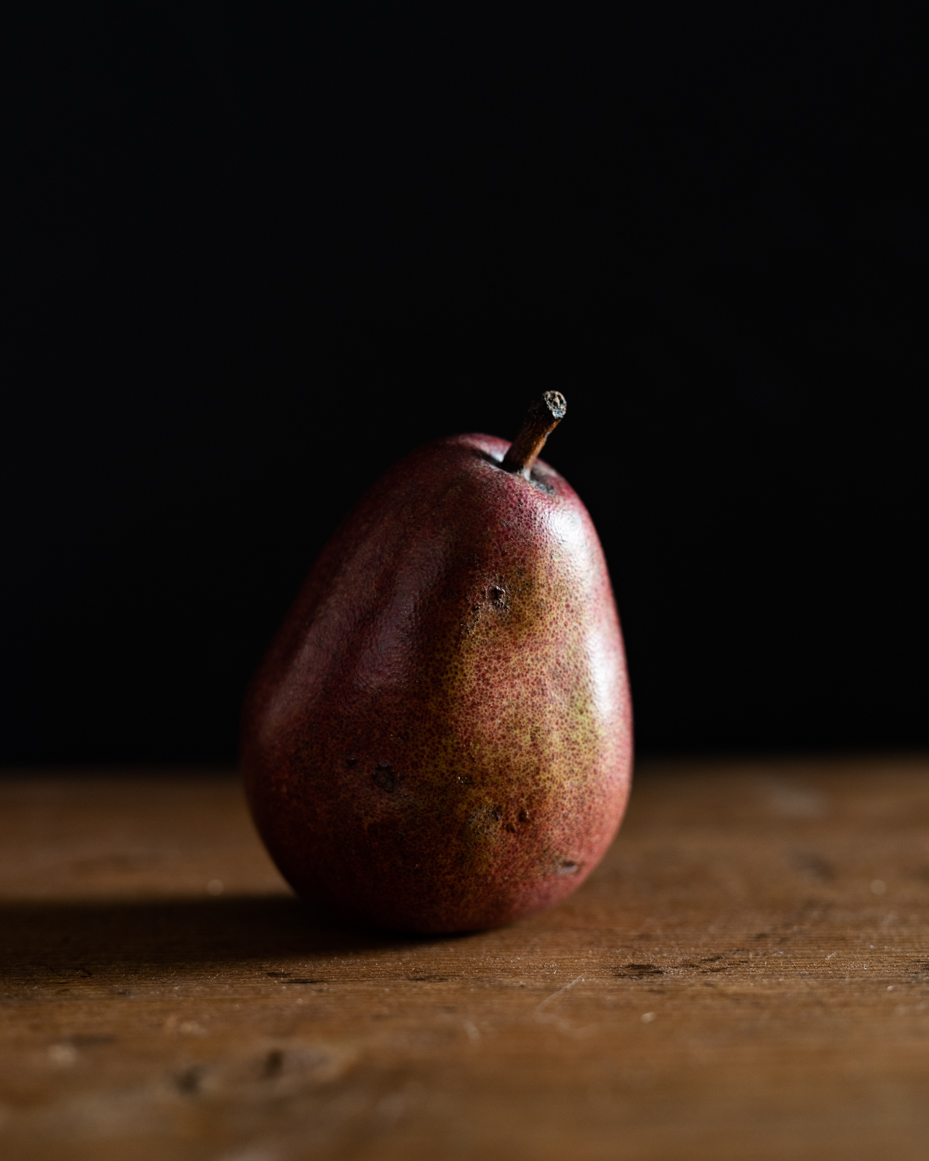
<box><xmin>1</xmin><ymin>756</ymin><xmax>928</xmax><ymax>1160</ymax></box>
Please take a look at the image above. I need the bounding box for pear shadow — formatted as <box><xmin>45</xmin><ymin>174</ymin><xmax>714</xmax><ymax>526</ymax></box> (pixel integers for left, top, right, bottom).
<box><xmin>0</xmin><ymin>894</ymin><xmax>461</xmax><ymax>982</ymax></box>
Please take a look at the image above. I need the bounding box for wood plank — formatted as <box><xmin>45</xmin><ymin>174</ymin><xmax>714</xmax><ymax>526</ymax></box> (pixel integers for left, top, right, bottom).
<box><xmin>1</xmin><ymin>756</ymin><xmax>928</xmax><ymax>1160</ymax></box>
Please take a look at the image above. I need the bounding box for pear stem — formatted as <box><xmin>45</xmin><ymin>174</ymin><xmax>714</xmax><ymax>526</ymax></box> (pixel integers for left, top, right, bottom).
<box><xmin>501</xmin><ymin>392</ymin><xmax>567</xmax><ymax>478</ymax></box>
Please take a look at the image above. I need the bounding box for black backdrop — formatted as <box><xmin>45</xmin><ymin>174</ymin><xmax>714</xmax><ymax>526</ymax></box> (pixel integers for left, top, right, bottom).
<box><xmin>4</xmin><ymin>4</ymin><xmax>926</xmax><ymax>764</ymax></box>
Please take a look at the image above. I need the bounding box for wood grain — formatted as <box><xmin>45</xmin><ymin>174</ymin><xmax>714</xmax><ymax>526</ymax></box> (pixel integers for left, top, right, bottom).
<box><xmin>1</xmin><ymin>756</ymin><xmax>928</xmax><ymax>1160</ymax></box>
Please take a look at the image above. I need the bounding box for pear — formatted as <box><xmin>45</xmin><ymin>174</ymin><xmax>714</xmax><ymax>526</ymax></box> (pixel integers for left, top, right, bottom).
<box><xmin>241</xmin><ymin>393</ymin><xmax>632</xmax><ymax>932</ymax></box>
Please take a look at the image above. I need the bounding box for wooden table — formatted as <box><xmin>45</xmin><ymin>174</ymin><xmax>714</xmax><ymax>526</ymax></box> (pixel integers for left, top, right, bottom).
<box><xmin>1</xmin><ymin>756</ymin><xmax>928</xmax><ymax>1160</ymax></box>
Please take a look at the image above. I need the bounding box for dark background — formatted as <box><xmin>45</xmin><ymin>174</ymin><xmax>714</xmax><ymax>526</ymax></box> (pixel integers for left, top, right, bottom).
<box><xmin>4</xmin><ymin>4</ymin><xmax>926</xmax><ymax>766</ymax></box>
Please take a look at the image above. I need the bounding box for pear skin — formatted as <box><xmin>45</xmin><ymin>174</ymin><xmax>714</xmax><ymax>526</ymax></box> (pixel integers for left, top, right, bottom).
<box><xmin>242</xmin><ymin>403</ymin><xmax>632</xmax><ymax>932</ymax></box>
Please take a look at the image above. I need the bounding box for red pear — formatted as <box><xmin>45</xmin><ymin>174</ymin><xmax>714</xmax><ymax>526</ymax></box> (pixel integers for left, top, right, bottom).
<box><xmin>241</xmin><ymin>393</ymin><xmax>632</xmax><ymax>932</ymax></box>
